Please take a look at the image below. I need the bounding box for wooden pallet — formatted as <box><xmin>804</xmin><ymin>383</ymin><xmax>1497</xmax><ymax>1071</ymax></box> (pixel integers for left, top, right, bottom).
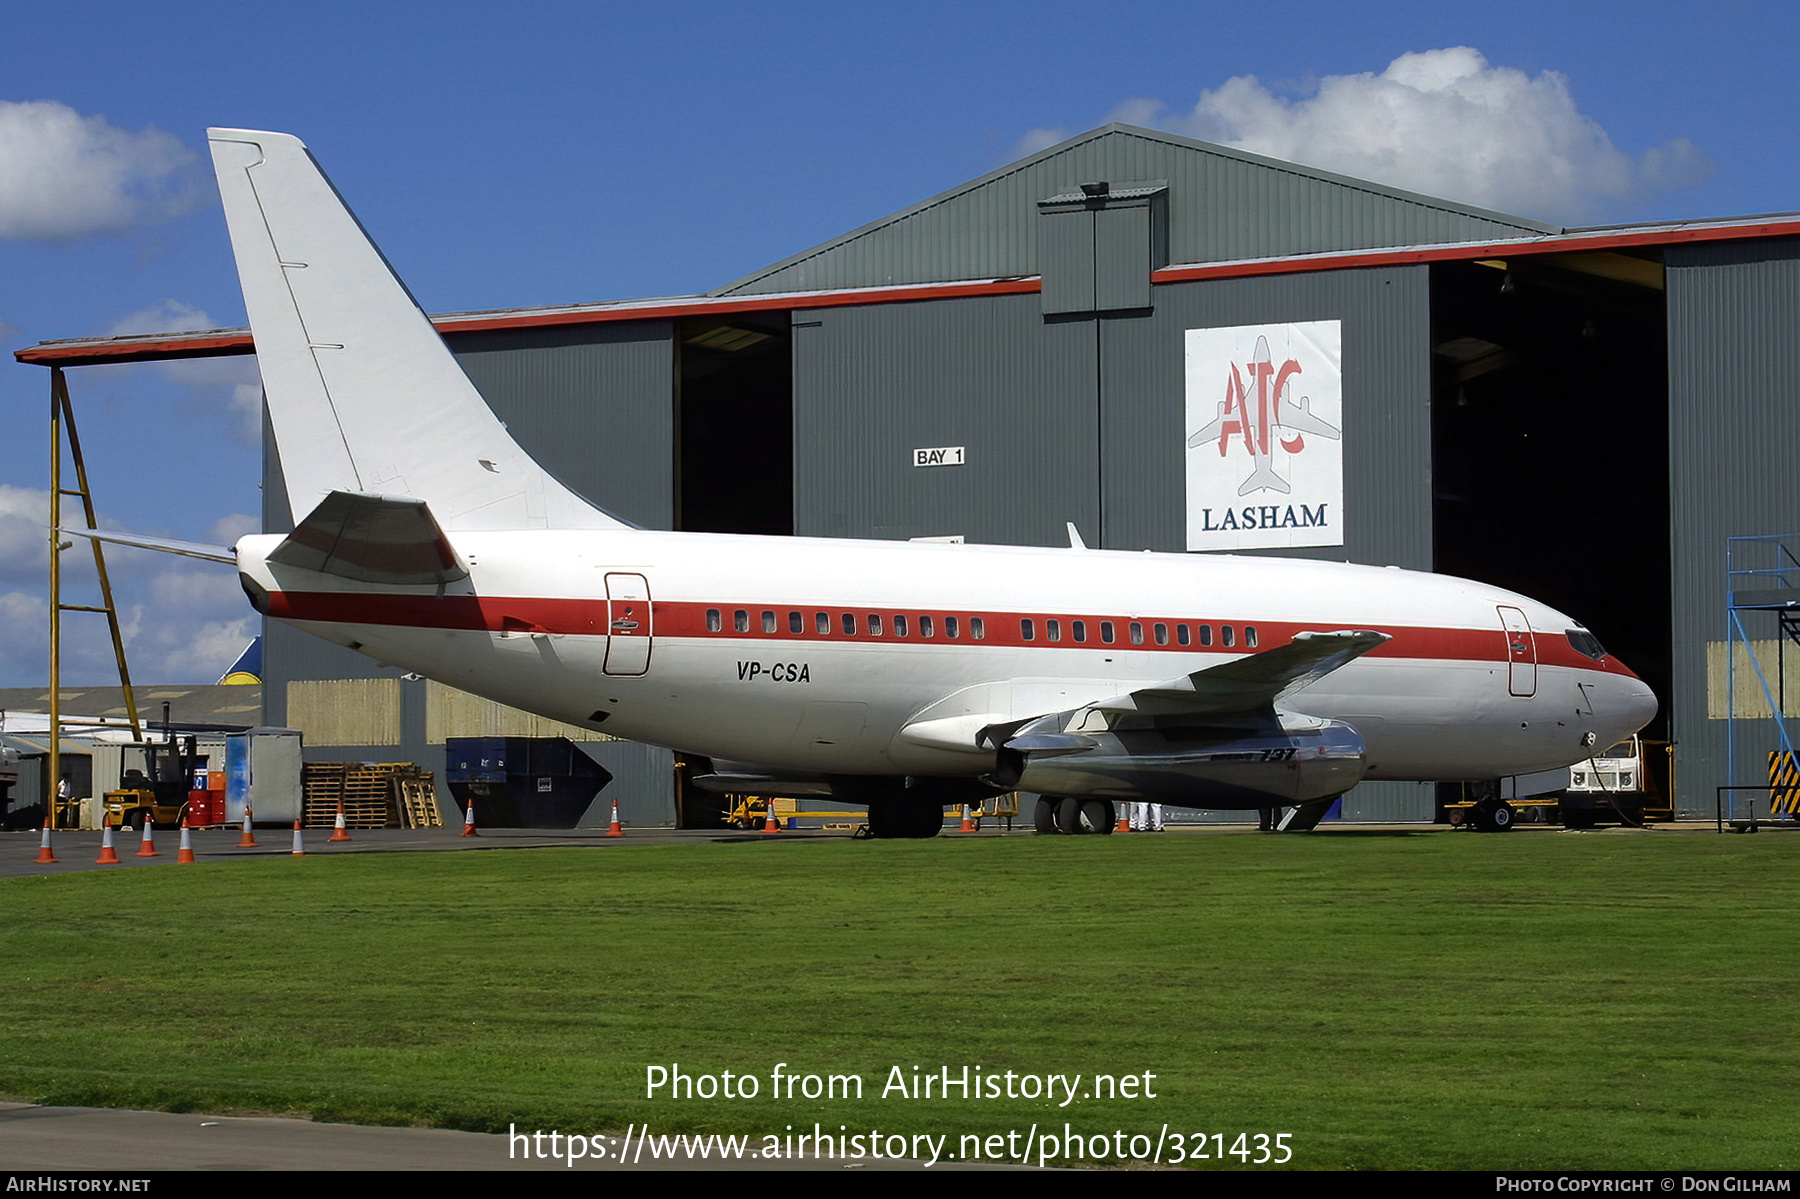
<box><xmin>302</xmin><ymin>762</ymin><xmax>427</xmax><ymax>829</ymax></box>
<box><xmin>398</xmin><ymin>773</ymin><xmax>441</xmax><ymax>828</ymax></box>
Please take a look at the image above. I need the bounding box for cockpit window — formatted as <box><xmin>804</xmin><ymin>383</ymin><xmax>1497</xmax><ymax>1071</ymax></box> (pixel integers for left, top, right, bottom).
<box><xmin>1565</xmin><ymin>628</ymin><xmax>1606</xmax><ymax>661</ymax></box>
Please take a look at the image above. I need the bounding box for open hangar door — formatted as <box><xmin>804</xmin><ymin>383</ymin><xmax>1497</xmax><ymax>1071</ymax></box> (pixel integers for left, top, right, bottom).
<box><xmin>676</xmin><ymin>312</ymin><xmax>793</xmax><ymax>535</ymax></box>
<box><xmin>1429</xmin><ymin>252</ymin><xmax>1672</xmax><ymax>745</ymax></box>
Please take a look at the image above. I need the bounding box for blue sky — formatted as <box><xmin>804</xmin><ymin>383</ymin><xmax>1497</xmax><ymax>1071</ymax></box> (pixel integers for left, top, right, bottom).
<box><xmin>2</xmin><ymin>0</ymin><xmax>1796</xmax><ymax>687</ymax></box>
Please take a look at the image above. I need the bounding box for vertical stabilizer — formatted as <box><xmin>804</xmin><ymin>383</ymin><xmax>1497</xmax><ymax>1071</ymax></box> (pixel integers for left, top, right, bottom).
<box><xmin>207</xmin><ymin>129</ymin><xmax>628</xmax><ymax>531</ymax></box>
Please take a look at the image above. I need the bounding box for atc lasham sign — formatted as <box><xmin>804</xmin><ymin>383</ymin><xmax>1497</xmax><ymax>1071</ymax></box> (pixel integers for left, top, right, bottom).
<box><xmin>1184</xmin><ymin>320</ymin><xmax>1344</xmax><ymax>552</ymax></box>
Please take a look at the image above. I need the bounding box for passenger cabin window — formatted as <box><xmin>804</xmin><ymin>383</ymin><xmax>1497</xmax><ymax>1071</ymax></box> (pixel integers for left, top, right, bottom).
<box><xmin>1047</xmin><ymin>619</ymin><xmax>1061</xmax><ymax>642</ymax></box>
<box><xmin>1021</xmin><ymin>618</ymin><xmax>1035</xmax><ymax>641</ymax></box>
<box><xmin>894</xmin><ymin>614</ymin><xmax>908</xmax><ymax>637</ymax></box>
<box><xmin>762</xmin><ymin>610</ymin><xmax>776</xmax><ymax>633</ymax></box>
<box><xmin>1176</xmin><ymin>624</ymin><xmax>1190</xmax><ymax>646</ymax></box>
<box><xmin>789</xmin><ymin>611</ymin><xmax>803</xmax><ymax>634</ymax></box>
<box><xmin>706</xmin><ymin>608</ymin><xmax>722</xmax><ymax>632</ymax></box>
<box><xmin>1245</xmin><ymin>626</ymin><xmax>1258</xmax><ymax>648</ymax></box>
<box><xmin>1222</xmin><ymin>625</ymin><xmax>1235</xmax><ymax>648</ymax></box>
<box><xmin>1072</xmin><ymin>620</ymin><xmax>1087</xmax><ymax>643</ymax></box>
<box><xmin>735</xmin><ymin>609</ymin><xmax>749</xmax><ymax>633</ymax></box>
<box><xmin>920</xmin><ymin>615</ymin><xmax>935</xmax><ymax>638</ymax></box>
<box><xmin>945</xmin><ymin>616</ymin><xmax>959</xmax><ymax>639</ymax></box>
<box><xmin>868</xmin><ymin>613</ymin><xmax>883</xmax><ymax>636</ymax></box>
<box><xmin>1199</xmin><ymin>625</ymin><xmax>1213</xmax><ymax>647</ymax></box>
<box><xmin>1130</xmin><ymin>621</ymin><xmax>1144</xmax><ymax>645</ymax></box>
<box><xmin>816</xmin><ymin>611</ymin><xmax>830</xmax><ymax>635</ymax></box>
<box><xmin>971</xmin><ymin>617</ymin><xmax>985</xmax><ymax>640</ymax></box>
<box><xmin>843</xmin><ymin>613</ymin><xmax>857</xmax><ymax>636</ymax></box>
<box><xmin>1100</xmin><ymin>620</ymin><xmax>1114</xmax><ymax>644</ymax></box>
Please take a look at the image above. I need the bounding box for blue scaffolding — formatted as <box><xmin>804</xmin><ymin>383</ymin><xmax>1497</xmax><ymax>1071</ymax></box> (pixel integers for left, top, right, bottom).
<box><xmin>1723</xmin><ymin>534</ymin><xmax>1800</xmax><ymax>827</ymax></box>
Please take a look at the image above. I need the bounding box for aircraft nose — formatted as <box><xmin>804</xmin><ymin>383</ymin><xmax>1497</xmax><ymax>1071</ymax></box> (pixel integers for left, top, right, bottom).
<box><xmin>1601</xmin><ymin>669</ymin><xmax>1659</xmax><ymax>741</ymax></box>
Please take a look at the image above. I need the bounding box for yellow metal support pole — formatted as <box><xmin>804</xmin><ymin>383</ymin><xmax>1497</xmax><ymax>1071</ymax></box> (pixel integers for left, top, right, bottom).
<box><xmin>45</xmin><ymin>367</ymin><xmax>144</xmax><ymax>830</ymax></box>
<box><xmin>53</xmin><ymin>369</ymin><xmax>141</xmax><ymax>741</ymax></box>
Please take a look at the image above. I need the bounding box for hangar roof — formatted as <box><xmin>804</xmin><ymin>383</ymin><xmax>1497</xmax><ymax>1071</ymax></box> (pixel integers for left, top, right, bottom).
<box><xmin>710</xmin><ymin>124</ymin><xmax>1559</xmax><ymax>296</ymax></box>
<box><xmin>14</xmin><ymin>124</ymin><xmax>1800</xmax><ymax>369</ymax></box>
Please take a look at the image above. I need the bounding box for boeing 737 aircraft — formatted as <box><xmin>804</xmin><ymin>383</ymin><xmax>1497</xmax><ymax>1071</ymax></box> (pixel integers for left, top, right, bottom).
<box><xmin>182</xmin><ymin>128</ymin><xmax>1655</xmax><ymax>837</ymax></box>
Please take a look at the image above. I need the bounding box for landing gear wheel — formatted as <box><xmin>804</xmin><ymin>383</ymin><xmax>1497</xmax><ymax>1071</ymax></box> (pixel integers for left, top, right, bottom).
<box><xmin>1490</xmin><ymin>801</ymin><xmax>1515</xmax><ymax>832</ymax></box>
<box><xmin>1034</xmin><ymin>797</ymin><xmax>1059</xmax><ymax>834</ymax></box>
<box><xmin>1055</xmin><ymin>796</ymin><xmax>1084</xmax><ymax>834</ymax></box>
<box><xmin>867</xmin><ymin>797</ymin><xmax>901</xmax><ymax>839</ymax></box>
<box><xmin>1080</xmin><ymin>798</ymin><xmax>1116</xmax><ymax>834</ymax></box>
<box><xmin>906</xmin><ymin>800</ymin><xmax>944</xmax><ymax>838</ymax></box>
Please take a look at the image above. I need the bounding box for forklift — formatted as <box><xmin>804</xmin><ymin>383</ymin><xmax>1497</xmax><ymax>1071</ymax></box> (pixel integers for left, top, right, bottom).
<box><xmin>103</xmin><ymin>706</ymin><xmax>205</xmax><ymax>830</ymax></box>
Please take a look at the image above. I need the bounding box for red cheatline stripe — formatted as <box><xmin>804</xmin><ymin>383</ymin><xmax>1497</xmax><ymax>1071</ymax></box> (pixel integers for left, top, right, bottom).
<box><xmin>264</xmin><ymin>591</ymin><xmax>1636</xmax><ymax>676</ymax></box>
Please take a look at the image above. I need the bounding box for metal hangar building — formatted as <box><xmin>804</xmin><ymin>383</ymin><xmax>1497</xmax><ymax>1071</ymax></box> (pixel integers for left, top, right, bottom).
<box><xmin>21</xmin><ymin>123</ymin><xmax>1800</xmax><ymax>824</ymax></box>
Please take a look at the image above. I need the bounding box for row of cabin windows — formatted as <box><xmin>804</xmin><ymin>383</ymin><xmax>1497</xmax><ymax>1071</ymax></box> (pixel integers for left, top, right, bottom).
<box><xmin>701</xmin><ymin>608</ymin><xmax>1256</xmax><ymax>649</ymax></box>
<box><xmin>704</xmin><ymin>608</ymin><xmax>989</xmax><ymax>640</ymax></box>
<box><xmin>1020</xmin><ymin>619</ymin><xmax>1256</xmax><ymax>648</ymax></box>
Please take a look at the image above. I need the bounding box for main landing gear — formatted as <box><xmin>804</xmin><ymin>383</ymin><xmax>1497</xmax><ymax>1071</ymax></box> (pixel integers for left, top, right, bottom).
<box><xmin>1469</xmin><ymin>799</ymin><xmax>1516</xmax><ymax>832</ymax></box>
<box><xmin>866</xmin><ymin>794</ymin><xmax>945</xmax><ymax>839</ymax></box>
<box><xmin>1033</xmin><ymin>796</ymin><xmax>1116</xmax><ymax>835</ymax></box>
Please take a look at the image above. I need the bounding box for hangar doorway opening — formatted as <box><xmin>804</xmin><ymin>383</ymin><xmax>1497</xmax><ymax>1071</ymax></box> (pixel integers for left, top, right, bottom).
<box><xmin>1430</xmin><ymin>254</ymin><xmax>1671</xmax><ymax>740</ymax></box>
<box><xmin>677</xmin><ymin>314</ymin><xmax>793</xmax><ymax>534</ymax></box>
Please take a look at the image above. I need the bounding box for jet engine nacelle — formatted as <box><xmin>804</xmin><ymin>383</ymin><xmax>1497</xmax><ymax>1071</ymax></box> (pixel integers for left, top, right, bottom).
<box><xmin>1013</xmin><ymin>717</ymin><xmax>1368</xmax><ymax>809</ymax></box>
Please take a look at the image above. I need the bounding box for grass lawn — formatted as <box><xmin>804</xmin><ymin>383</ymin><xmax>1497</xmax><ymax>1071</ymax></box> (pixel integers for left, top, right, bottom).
<box><xmin>1</xmin><ymin>830</ymin><xmax>1794</xmax><ymax>1169</ymax></box>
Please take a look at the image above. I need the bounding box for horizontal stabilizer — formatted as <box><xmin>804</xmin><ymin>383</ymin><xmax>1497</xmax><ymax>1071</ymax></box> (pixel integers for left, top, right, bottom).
<box><xmin>270</xmin><ymin>490</ymin><xmax>468</xmax><ymax>585</ymax></box>
<box><xmin>58</xmin><ymin>527</ymin><xmax>236</xmax><ymax>564</ymax></box>
<box><xmin>1092</xmin><ymin>630</ymin><xmax>1390</xmax><ymax>717</ymax></box>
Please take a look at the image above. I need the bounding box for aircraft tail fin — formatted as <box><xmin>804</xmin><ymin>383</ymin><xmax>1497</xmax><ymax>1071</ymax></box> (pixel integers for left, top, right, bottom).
<box><xmin>207</xmin><ymin>129</ymin><xmax>628</xmax><ymax>533</ymax></box>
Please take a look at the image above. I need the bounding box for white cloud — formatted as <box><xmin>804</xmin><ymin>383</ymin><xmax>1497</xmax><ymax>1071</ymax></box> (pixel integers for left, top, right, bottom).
<box><xmin>0</xmin><ymin>486</ymin><xmax>52</xmax><ymax>585</ymax></box>
<box><xmin>0</xmin><ymin>100</ymin><xmax>209</xmax><ymax>241</ymax></box>
<box><xmin>122</xmin><ymin>567</ymin><xmax>255</xmax><ymax>681</ymax></box>
<box><xmin>103</xmin><ymin>301</ymin><xmax>264</xmax><ymax>444</ymax></box>
<box><xmin>1054</xmin><ymin>48</ymin><xmax>1713</xmax><ymax>223</ymax></box>
<box><xmin>208</xmin><ymin>513</ymin><xmax>260</xmax><ymax>546</ymax></box>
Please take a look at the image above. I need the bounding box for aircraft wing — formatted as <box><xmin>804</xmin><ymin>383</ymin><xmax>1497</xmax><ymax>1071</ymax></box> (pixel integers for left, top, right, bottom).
<box><xmin>1276</xmin><ymin>395</ymin><xmax>1341</xmax><ymax>440</ymax></box>
<box><xmin>1086</xmin><ymin>629</ymin><xmax>1388</xmax><ymax>717</ymax></box>
<box><xmin>984</xmin><ymin>630</ymin><xmax>1391</xmax><ymax>808</ymax></box>
<box><xmin>910</xmin><ymin>629</ymin><xmax>1391</xmax><ymax>756</ymax></box>
<box><xmin>268</xmin><ymin>490</ymin><xmax>469</xmax><ymax>586</ymax></box>
<box><xmin>1185</xmin><ymin>401</ymin><xmax>1231</xmax><ymax>448</ymax></box>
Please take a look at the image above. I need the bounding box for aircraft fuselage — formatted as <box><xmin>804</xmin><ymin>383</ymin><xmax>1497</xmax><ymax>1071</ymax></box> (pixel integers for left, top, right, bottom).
<box><xmin>239</xmin><ymin>527</ymin><xmax>1654</xmax><ymax>805</ymax></box>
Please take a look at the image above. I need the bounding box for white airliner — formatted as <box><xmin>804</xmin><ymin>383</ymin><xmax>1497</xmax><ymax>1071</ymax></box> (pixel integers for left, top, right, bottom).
<box><xmin>183</xmin><ymin>129</ymin><xmax>1656</xmax><ymax>837</ymax></box>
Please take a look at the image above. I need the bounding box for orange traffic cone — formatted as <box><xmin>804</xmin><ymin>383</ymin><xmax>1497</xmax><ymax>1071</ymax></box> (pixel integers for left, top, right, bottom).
<box><xmin>237</xmin><ymin>804</ymin><xmax>258</xmax><ymax>848</ymax></box>
<box><xmin>177</xmin><ymin>817</ymin><xmax>196</xmax><ymax>864</ymax></box>
<box><xmin>136</xmin><ymin>816</ymin><xmax>159</xmax><ymax>858</ymax></box>
<box><xmin>291</xmin><ymin>818</ymin><xmax>306</xmax><ymax>856</ymax></box>
<box><xmin>329</xmin><ymin>800</ymin><xmax>353</xmax><ymax>842</ymax></box>
<box><xmin>1115</xmin><ymin>808</ymin><xmax>1130</xmax><ymax>833</ymax></box>
<box><xmin>34</xmin><ymin>820</ymin><xmax>57</xmax><ymax>864</ymax></box>
<box><xmin>96</xmin><ymin>825</ymin><xmax>120</xmax><ymax>864</ymax></box>
<box><xmin>761</xmin><ymin>799</ymin><xmax>781</xmax><ymax>834</ymax></box>
<box><xmin>460</xmin><ymin>797</ymin><xmax>479</xmax><ymax>837</ymax></box>
<box><xmin>606</xmin><ymin>798</ymin><xmax>625</xmax><ymax>837</ymax></box>
<box><xmin>960</xmin><ymin>805</ymin><xmax>976</xmax><ymax>833</ymax></box>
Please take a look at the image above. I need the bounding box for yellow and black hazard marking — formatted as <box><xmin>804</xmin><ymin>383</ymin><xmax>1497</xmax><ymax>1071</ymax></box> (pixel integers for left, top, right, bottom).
<box><xmin>1767</xmin><ymin>751</ymin><xmax>1800</xmax><ymax>815</ymax></box>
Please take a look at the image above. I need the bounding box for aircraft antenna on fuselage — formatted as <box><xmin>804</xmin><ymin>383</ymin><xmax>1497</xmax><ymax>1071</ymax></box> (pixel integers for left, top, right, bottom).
<box><xmin>206</xmin><ymin>128</ymin><xmax>629</xmax><ymax>533</ymax></box>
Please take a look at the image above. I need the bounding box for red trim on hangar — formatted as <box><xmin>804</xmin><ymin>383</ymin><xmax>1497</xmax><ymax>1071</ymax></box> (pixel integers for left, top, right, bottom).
<box><xmin>1152</xmin><ymin>219</ymin><xmax>1800</xmax><ymax>284</ymax></box>
<box><xmin>259</xmin><ymin>590</ymin><xmax>1639</xmax><ymax>677</ymax></box>
<box><xmin>13</xmin><ymin>278</ymin><xmax>1043</xmax><ymax>366</ymax></box>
